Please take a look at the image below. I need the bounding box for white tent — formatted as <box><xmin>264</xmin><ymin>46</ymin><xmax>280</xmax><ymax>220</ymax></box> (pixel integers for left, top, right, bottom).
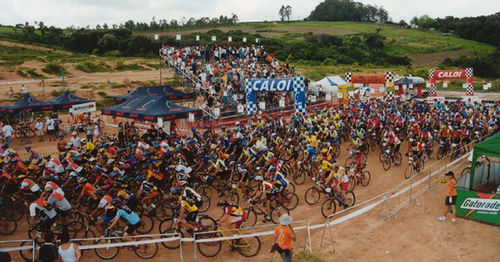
<box><xmin>308</xmin><ymin>75</ymin><xmax>347</xmax><ymax>95</ymax></box>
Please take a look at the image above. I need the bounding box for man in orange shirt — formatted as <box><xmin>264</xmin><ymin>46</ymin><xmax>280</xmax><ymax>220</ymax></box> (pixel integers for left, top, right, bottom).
<box><xmin>438</xmin><ymin>171</ymin><xmax>458</xmax><ymax>224</ymax></box>
<box><xmin>274</xmin><ymin>214</ymin><xmax>296</xmax><ymax>262</ymax></box>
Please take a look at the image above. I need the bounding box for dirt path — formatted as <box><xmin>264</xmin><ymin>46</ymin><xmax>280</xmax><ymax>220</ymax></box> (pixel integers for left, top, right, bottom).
<box><xmin>407</xmin><ymin>50</ymin><xmax>470</xmax><ymax>66</ymax></box>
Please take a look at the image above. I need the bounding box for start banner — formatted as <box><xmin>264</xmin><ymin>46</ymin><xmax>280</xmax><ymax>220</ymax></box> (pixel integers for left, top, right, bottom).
<box><xmin>432</xmin><ymin>69</ymin><xmax>466</xmax><ymax>79</ymax></box>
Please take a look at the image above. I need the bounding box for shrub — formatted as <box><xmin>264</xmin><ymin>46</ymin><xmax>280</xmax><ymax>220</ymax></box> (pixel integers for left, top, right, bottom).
<box><xmin>42</xmin><ymin>62</ymin><xmax>65</xmax><ymax>75</ymax></box>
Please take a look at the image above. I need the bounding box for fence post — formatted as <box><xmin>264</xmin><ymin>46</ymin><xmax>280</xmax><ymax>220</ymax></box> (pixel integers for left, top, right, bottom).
<box><xmin>428</xmin><ymin>161</ymin><xmax>432</xmax><ymax>189</ymax></box>
<box><xmin>385</xmin><ymin>192</ymin><xmax>391</xmax><ymax>221</ymax></box>
<box><xmin>409</xmin><ymin>178</ymin><xmax>412</xmax><ymax>204</ymax></box>
<box><xmin>306</xmin><ymin>220</ymin><xmax>312</xmax><ymax>254</ymax></box>
<box><xmin>193</xmin><ymin>234</ymin><xmax>198</xmax><ymax>262</ymax></box>
<box><xmin>32</xmin><ymin>239</ymin><xmax>36</xmax><ymax>262</ymax></box>
<box><xmin>179</xmin><ymin>234</ymin><xmax>184</xmax><ymax>262</ymax></box>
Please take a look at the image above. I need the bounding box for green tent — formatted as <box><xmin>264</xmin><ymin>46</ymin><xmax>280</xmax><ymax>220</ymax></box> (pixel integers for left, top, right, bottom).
<box><xmin>456</xmin><ymin>131</ymin><xmax>500</xmax><ymax>225</ymax></box>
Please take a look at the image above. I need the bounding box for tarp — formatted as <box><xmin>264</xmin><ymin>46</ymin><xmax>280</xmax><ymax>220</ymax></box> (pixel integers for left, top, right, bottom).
<box><xmin>114</xmin><ymin>85</ymin><xmax>193</xmax><ymax>102</ymax></box>
<box><xmin>394</xmin><ymin>76</ymin><xmax>425</xmax><ymax>85</ymax></box>
<box><xmin>102</xmin><ymin>95</ymin><xmax>201</xmax><ymax>122</ymax></box>
<box><xmin>309</xmin><ymin>76</ymin><xmax>346</xmax><ymax>95</ymax></box>
<box><xmin>41</xmin><ymin>91</ymin><xmax>93</xmax><ymax>111</ymax></box>
<box><xmin>394</xmin><ymin>77</ymin><xmax>413</xmax><ymax>86</ymax></box>
<box><xmin>469</xmin><ymin>131</ymin><xmax>500</xmax><ymax>189</ymax></box>
<box><xmin>0</xmin><ymin>94</ymin><xmax>44</xmax><ymax>113</ymax></box>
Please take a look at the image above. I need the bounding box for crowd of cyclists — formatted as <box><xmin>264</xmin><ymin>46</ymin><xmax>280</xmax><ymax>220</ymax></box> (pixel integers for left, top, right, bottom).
<box><xmin>0</xmin><ymin>96</ymin><xmax>498</xmax><ymax>260</ymax></box>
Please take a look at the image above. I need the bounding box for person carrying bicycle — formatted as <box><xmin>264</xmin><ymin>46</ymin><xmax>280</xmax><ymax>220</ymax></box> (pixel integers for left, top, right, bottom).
<box><xmin>216</xmin><ymin>199</ymin><xmax>246</xmax><ymax>229</ymax></box>
<box><xmin>108</xmin><ymin>198</ymin><xmax>141</xmax><ymax>243</ymax></box>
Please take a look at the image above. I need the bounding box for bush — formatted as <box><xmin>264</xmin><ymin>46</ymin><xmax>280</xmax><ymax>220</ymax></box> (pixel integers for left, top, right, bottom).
<box><xmin>42</xmin><ymin>62</ymin><xmax>65</xmax><ymax>75</ymax></box>
<box><xmin>114</xmin><ymin>61</ymin><xmax>147</xmax><ymax>71</ymax></box>
<box><xmin>50</xmin><ymin>89</ymin><xmax>65</xmax><ymax>97</ymax></box>
<box><xmin>76</xmin><ymin>61</ymin><xmax>111</xmax><ymax>73</ymax></box>
<box><xmin>26</xmin><ymin>69</ymin><xmax>44</xmax><ymax>79</ymax></box>
<box><xmin>16</xmin><ymin>70</ymin><xmax>28</xmax><ymax>78</ymax></box>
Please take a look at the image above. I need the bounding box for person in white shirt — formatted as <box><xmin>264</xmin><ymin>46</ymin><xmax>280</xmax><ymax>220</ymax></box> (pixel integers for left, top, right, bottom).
<box><xmin>2</xmin><ymin>123</ymin><xmax>13</xmax><ymax>148</ymax></box>
<box><xmin>70</xmin><ymin>132</ymin><xmax>81</xmax><ymax>149</ymax></box>
<box><xmin>35</xmin><ymin>119</ymin><xmax>44</xmax><ymax>142</ymax></box>
<box><xmin>46</xmin><ymin>118</ymin><xmax>55</xmax><ymax>142</ymax></box>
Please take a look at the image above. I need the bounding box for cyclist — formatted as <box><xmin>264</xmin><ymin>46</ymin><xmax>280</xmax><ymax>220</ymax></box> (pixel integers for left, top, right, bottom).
<box><xmin>174</xmin><ymin>184</ymin><xmax>201</xmax><ymax>232</ymax></box>
<box><xmin>29</xmin><ymin>194</ymin><xmax>57</xmax><ymax>233</ymax></box>
<box><xmin>325</xmin><ymin>163</ymin><xmax>349</xmax><ymax>208</ymax></box>
<box><xmin>216</xmin><ymin>199</ymin><xmax>247</xmax><ymax>229</ymax></box>
<box><xmin>90</xmin><ymin>189</ymin><xmax>117</xmax><ymax>235</ymax></box>
<box><xmin>76</xmin><ymin>177</ymin><xmax>99</xmax><ymax>208</ymax></box>
<box><xmin>250</xmin><ymin>175</ymin><xmax>274</xmax><ymax>223</ymax></box>
<box><xmin>44</xmin><ymin>185</ymin><xmax>72</xmax><ymax>226</ymax></box>
<box><xmin>25</xmin><ymin>145</ymin><xmax>42</xmax><ymax>164</ymax></box>
<box><xmin>108</xmin><ymin>199</ymin><xmax>141</xmax><ymax>243</ymax></box>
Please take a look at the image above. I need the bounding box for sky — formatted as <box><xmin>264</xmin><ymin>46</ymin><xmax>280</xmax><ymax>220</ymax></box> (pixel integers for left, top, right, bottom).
<box><xmin>0</xmin><ymin>0</ymin><xmax>498</xmax><ymax>28</ymax></box>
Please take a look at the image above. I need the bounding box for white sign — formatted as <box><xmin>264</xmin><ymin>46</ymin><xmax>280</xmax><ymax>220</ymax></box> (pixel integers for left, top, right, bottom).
<box><xmin>310</xmin><ymin>96</ymin><xmax>316</xmax><ymax>103</ymax></box>
<box><xmin>213</xmin><ymin>107</ymin><xmax>220</xmax><ymax>119</ymax></box>
<box><xmin>483</xmin><ymin>84</ymin><xmax>488</xmax><ymax>90</ymax></box>
<box><xmin>426</xmin><ymin>96</ymin><xmax>445</xmax><ymax>102</ymax></box>
<box><xmin>279</xmin><ymin>99</ymin><xmax>285</xmax><ymax>108</ymax></box>
<box><xmin>354</xmin><ymin>83</ymin><xmax>363</xmax><ymax>88</ymax></box>
<box><xmin>463</xmin><ymin>83</ymin><xmax>468</xmax><ymax>89</ymax></box>
<box><xmin>157</xmin><ymin>117</ymin><xmax>163</xmax><ymax>128</ymax></box>
<box><xmin>461</xmin><ymin>96</ymin><xmax>482</xmax><ymax>103</ymax></box>
<box><xmin>228</xmin><ymin>36</ymin><xmax>232</xmax><ymax>42</ymax></box>
<box><xmin>259</xmin><ymin>102</ymin><xmax>266</xmax><ymax>110</ymax></box>
<box><xmin>426</xmin><ymin>82</ymin><xmax>431</xmax><ymax>88</ymax></box>
<box><xmin>379</xmin><ymin>86</ymin><xmax>385</xmax><ymax>92</ymax></box>
<box><xmin>255</xmin><ymin>38</ymin><xmax>260</xmax><ymax>43</ymax></box>
<box><xmin>460</xmin><ymin>198</ymin><xmax>500</xmax><ymax>212</ymax></box>
<box><xmin>69</xmin><ymin>102</ymin><xmax>96</xmax><ymax>114</ymax></box>
<box><xmin>443</xmin><ymin>82</ymin><xmax>448</xmax><ymax>88</ymax></box>
<box><xmin>188</xmin><ymin>113</ymin><xmax>194</xmax><ymax>122</ymax></box>
<box><xmin>237</xmin><ymin>104</ymin><xmax>244</xmax><ymax>113</ymax></box>
<box><xmin>154</xmin><ymin>34</ymin><xmax>159</xmax><ymax>40</ymax></box>
<box><xmin>243</xmin><ymin>37</ymin><xmax>247</xmax><ymax>43</ymax></box>
<box><xmin>196</xmin><ymin>35</ymin><xmax>200</xmax><ymax>41</ymax></box>
<box><xmin>211</xmin><ymin>36</ymin><xmax>216</xmax><ymax>42</ymax></box>
<box><xmin>337</xmin><ymin>92</ymin><xmax>343</xmax><ymax>98</ymax></box>
<box><xmin>326</xmin><ymin>94</ymin><xmax>331</xmax><ymax>101</ymax></box>
<box><xmin>402</xmin><ymin>84</ymin><xmax>407</xmax><ymax>90</ymax></box>
<box><xmin>370</xmin><ymin>88</ymin><xmax>375</xmax><ymax>94</ymax></box>
<box><xmin>409</xmin><ymin>84</ymin><xmax>413</xmax><ymax>89</ymax></box>
<box><xmin>176</xmin><ymin>34</ymin><xmax>181</xmax><ymax>40</ymax></box>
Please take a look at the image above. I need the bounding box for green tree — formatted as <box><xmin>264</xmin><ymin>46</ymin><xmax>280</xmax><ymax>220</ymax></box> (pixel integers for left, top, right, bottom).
<box><xmin>416</xmin><ymin>15</ymin><xmax>435</xmax><ymax>28</ymax></box>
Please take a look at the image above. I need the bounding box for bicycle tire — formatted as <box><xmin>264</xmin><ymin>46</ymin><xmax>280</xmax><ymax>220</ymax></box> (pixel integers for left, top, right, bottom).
<box><xmin>26</xmin><ymin>129</ymin><xmax>35</xmax><ymax>137</ymax></box>
<box><xmin>78</xmin><ymin>228</ymin><xmax>95</xmax><ymax>255</ymax></box>
<box><xmin>394</xmin><ymin>152</ymin><xmax>402</xmax><ymax>166</ymax></box>
<box><xmin>199</xmin><ymin>193</ymin><xmax>211</xmax><ymax>212</ymax></box>
<box><xmin>237</xmin><ymin>236</ymin><xmax>262</xmax><ymax>257</ymax></box>
<box><xmin>242</xmin><ymin>209</ymin><xmax>257</xmax><ymax>228</ymax></box>
<box><xmin>134</xmin><ymin>236</ymin><xmax>159</xmax><ymax>259</ymax></box>
<box><xmin>137</xmin><ymin>214</ymin><xmax>154</xmax><ymax>234</ymax></box>
<box><xmin>321</xmin><ymin>199</ymin><xmax>336</xmax><ymax>218</ymax></box>
<box><xmin>19</xmin><ymin>240</ymin><xmax>37</xmax><ymax>262</ymax></box>
<box><xmin>94</xmin><ymin>236</ymin><xmax>119</xmax><ymax>260</ymax></box>
<box><xmin>361</xmin><ymin>171</ymin><xmax>371</xmax><ymax>186</ymax></box>
<box><xmin>287</xmin><ymin>182</ymin><xmax>296</xmax><ymax>194</ymax></box>
<box><xmin>196</xmin><ymin>231</ymin><xmax>222</xmax><ymax>257</ymax></box>
<box><xmin>0</xmin><ymin>218</ymin><xmax>17</xmax><ymax>235</ymax></box>
<box><xmin>461</xmin><ymin>167</ymin><xmax>470</xmax><ymax>177</ymax></box>
<box><xmin>270</xmin><ymin>205</ymin><xmax>289</xmax><ymax>224</ymax></box>
<box><xmin>15</xmin><ymin>129</ymin><xmax>23</xmax><ymax>138</ymax></box>
<box><xmin>382</xmin><ymin>155</ymin><xmax>391</xmax><ymax>171</ymax></box>
<box><xmin>158</xmin><ymin>218</ymin><xmax>181</xmax><ymax>249</ymax></box>
<box><xmin>344</xmin><ymin>157</ymin><xmax>353</xmax><ymax>168</ymax></box>
<box><xmin>344</xmin><ymin>191</ymin><xmax>356</xmax><ymax>207</ymax></box>
<box><xmin>283</xmin><ymin>192</ymin><xmax>299</xmax><ymax>210</ymax></box>
<box><xmin>293</xmin><ymin>169</ymin><xmax>306</xmax><ymax>185</ymax></box>
<box><xmin>228</xmin><ymin>191</ymin><xmax>240</xmax><ymax>206</ymax></box>
<box><xmin>404</xmin><ymin>164</ymin><xmax>413</xmax><ymax>179</ymax></box>
<box><xmin>197</xmin><ymin>185</ymin><xmax>215</xmax><ymax>200</ymax></box>
<box><xmin>437</xmin><ymin>147</ymin><xmax>445</xmax><ymax>160</ymax></box>
<box><xmin>347</xmin><ymin>176</ymin><xmax>356</xmax><ymax>192</ymax></box>
<box><xmin>304</xmin><ymin>187</ymin><xmax>321</xmax><ymax>205</ymax></box>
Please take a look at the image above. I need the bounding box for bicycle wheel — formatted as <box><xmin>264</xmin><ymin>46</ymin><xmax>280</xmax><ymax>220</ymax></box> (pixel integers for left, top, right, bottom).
<box><xmin>196</xmin><ymin>231</ymin><xmax>222</xmax><ymax>257</ymax></box>
<box><xmin>361</xmin><ymin>171</ymin><xmax>371</xmax><ymax>186</ymax></box>
<box><xmin>287</xmin><ymin>183</ymin><xmax>296</xmax><ymax>194</ymax></box>
<box><xmin>242</xmin><ymin>208</ymin><xmax>257</xmax><ymax>228</ymax></box>
<box><xmin>404</xmin><ymin>164</ymin><xmax>413</xmax><ymax>179</ymax></box>
<box><xmin>347</xmin><ymin>176</ymin><xmax>356</xmax><ymax>192</ymax></box>
<box><xmin>134</xmin><ymin>237</ymin><xmax>159</xmax><ymax>259</ymax></box>
<box><xmin>344</xmin><ymin>157</ymin><xmax>353</xmax><ymax>168</ymax></box>
<box><xmin>137</xmin><ymin>215</ymin><xmax>154</xmax><ymax>234</ymax></box>
<box><xmin>228</xmin><ymin>191</ymin><xmax>240</xmax><ymax>206</ymax></box>
<box><xmin>237</xmin><ymin>236</ymin><xmax>262</xmax><ymax>257</ymax></box>
<box><xmin>19</xmin><ymin>241</ymin><xmax>37</xmax><ymax>262</ymax></box>
<box><xmin>158</xmin><ymin>218</ymin><xmax>181</xmax><ymax>249</ymax></box>
<box><xmin>333</xmin><ymin>144</ymin><xmax>340</xmax><ymax>157</ymax></box>
<box><xmin>197</xmin><ymin>185</ymin><xmax>215</xmax><ymax>200</ymax></box>
<box><xmin>304</xmin><ymin>187</ymin><xmax>321</xmax><ymax>205</ymax></box>
<box><xmin>394</xmin><ymin>152</ymin><xmax>402</xmax><ymax>166</ymax></box>
<box><xmin>417</xmin><ymin>159</ymin><xmax>424</xmax><ymax>172</ymax></box>
<box><xmin>155</xmin><ymin>203</ymin><xmax>174</xmax><ymax>220</ymax></box>
<box><xmin>437</xmin><ymin>147</ymin><xmax>445</xmax><ymax>160</ymax></box>
<box><xmin>270</xmin><ymin>205</ymin><xmax>290</xmax><ymax>224</ymax></box>
<box><xmin>293</xmin><ymin>169</ymin><xmax>306</xmax><ymax>185</ymax></box>
<box><xmin>283</xmin><ymin>192</ymin><xmax>299</xmax><ymax>210</ymax></box>
<box><xmin>0</xmin><ymin>218</ymin><xmax>17</xmax><ymax>235</ymax></box>
<box><xmin>94</xmin><ymin>236</ymin><xmax>119</xmax><ymax>260</ymax></box>
<box><xmin>78</xmin><ymin>228</ymin><xmax>96</xmax><ymax>255</ymax></box>
<box><xmin>6</xmin><ymin>201</ymin><xmax>25</xmax><ymax>221</ymax></box>
<box><xmin>382</xmin><ymin>155</ymin><xmax>391</xmax><ymax>171</ymax></box>
<box><xmin>344</xmin><ymin>191</ymin><xmax>356</xmax><ymax>207</ymax></box>
<box><xmin>199</xmin><ymin>193</ymin><xmax>211</xmax><ymax>212</ymax></box>
<box><xmin>321</xmin><ymin>199</ymin><xmax>336</xmax><ymax>218</ymax></box>
<box><xmin>378</xmin><ymin>150</ymin><xmax>384</xmax><ymax>162</ymax></box>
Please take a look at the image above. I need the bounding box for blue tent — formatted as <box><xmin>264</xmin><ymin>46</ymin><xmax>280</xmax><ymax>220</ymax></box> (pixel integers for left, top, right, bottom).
<box><xmin>102</xmin><ymin>95</ymin><xmax>201</xmax><ymax>122</ymax></box>
<box><xmin>0</xmin><ymin>94</ymin><xmax>43</xmax><ymax>113</ymax></box>
<box><xmin>41</xmin><ymin>91</ymin><xmax>93</xmax><ymax>111</ymax></box>
<box><xmin>114</xmin><ymin>85</ymin><xmax>193</xmax><ymax>102</ymax></box>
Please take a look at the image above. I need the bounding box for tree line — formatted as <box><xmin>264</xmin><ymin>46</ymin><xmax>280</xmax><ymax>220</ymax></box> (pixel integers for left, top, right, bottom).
<box><xmin>307</xmin><ymin>0</ymin><xmax>390</xmax><ymax>23</ymax></box>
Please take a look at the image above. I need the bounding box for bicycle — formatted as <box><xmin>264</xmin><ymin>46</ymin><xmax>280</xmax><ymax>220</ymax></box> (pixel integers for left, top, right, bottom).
<box><xmin>158</xmin><ymin>214</ymin><xmax>217</xmax><ymax>249</ymax></box>
<box><xmin>321</xmin><ymin>189</ymin><xmax>356</xmax><ymax>218</ymax></box>
<box><xmin>94</xmin><ymin>227</ymin><xmax>158</xmax><ymax>259</ymax></box>
<box><xmin>404</xmin><ymin>155</ymin><xmax>424</xmax><ymax>179</ymax></box>
<box><xmin>242</xmin><ymin>198</ymin><xmax>289</xmax><ymax>227</ymax></box>
<box><xmin>304</xmin><ymin>179</ymin><xmax>329</xmax><ymax>205</ymax></box>
<box><xmin>380</xmin><ymin>146</ymin><xmax>402</xmax><ymax>171</ymax></box>
<box><xmin>197</xmin><ymin>224</ymin><xmax>261</xmax><ymax>257</ymax></box>
<box><xmin>347</xmin><ymin>167</ymin><xmax>371</xmax><ymax>192</ymax></box>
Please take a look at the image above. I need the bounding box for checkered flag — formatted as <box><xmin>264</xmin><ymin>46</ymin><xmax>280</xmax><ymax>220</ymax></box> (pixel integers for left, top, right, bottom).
<box><xmin>385</xmin><ymin>72</ymin><xmax>394</xmax><ymax>83</ymax></box>
<box><xmin>429</xmin><ymin>69</ymin><xmax>435</xmax><ymax>79</ymax></box>
<box><xmin>385</xmin><ymin>91</ymin><xmax>395</xmax><ymax>101</ymax></box>
<box><xmin>465</xmin><ymin>68</ymin><xmax>473</xmax><ymax>78</ymax></box>
<box><xmin>429</xmin><ymin>84</ymin><xmax>437</xmax><ymax>96</ymax></box>
<box><xmin>345</xmin><ymin>72</ymin><xmax>352</xmax><ymax>83</ymax></box>
<box><xmin>466</xmin><ymin>83</ymin><xmax>474</xmax><ymax>96</ymax></box>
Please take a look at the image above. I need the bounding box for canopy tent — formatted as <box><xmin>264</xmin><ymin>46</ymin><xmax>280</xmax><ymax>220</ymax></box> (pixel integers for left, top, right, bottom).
<box><xmin>102</xmin><ymin>95</ymin><xmax>201</xmax><ymax>122</ymax></box>
<box><xmin>393</xmin><ymin>76</ymin><xmax>425</xmax><ymax>84</ymax></box>
<box><xmin>114</xmin><ymin>85</ymin><xmax>193</xmax><ymax>102</ymax></box>
<box><xmin>394</xmin><ymin>77</ymin><xmax>413</xmax><ymax>86</ymax></box>
<box><xmin>0</xmin><ymin>94</ymin><xmax>44</xmax><ymax>113</ymax></box>
<box><xmin>308</xmin><ymin>76</ymin><xmax>346</xmax><ymax>95</ymax></box>
<box><xmin>41</xmin><ymin>91</ymin><xmax>93</xmax><ymax>111</ymax></box>
<box><xmin>468</xmin><ymin>131</ymin><xmax>500</xmax><ymax>190</ymax></box>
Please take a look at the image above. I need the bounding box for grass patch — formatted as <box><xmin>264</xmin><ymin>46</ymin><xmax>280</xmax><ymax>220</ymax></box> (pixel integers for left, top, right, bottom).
<box><xmin>50</xmin><ymin>89</ymin><xmax>65</xmax><ymax>97</ymax></box>
<box><xmin>142</xmin><ymin>63</ymin><xmax>162</xmax><ymax>69</ymax></box>
<box><xmin>26</xmin><ymin>69</ymin><xmax>45</xmax><ymax>79</ymax></box>
<box><xmin>75</xmin><ymin>61</ymin><xmax>112</xmax><ymax>73</ymax></box>
<box><xmin>42</xmin><ymin>62</ymin><xmax>65</xmax><ymax>75</ymax></box>
<box><xmin>16</xmin><ymin>70</ymin><xmax>28</xmax><ymax>78</ymax></box>
<box><xmin>114</xmin><ymin>61</ymin><xmax>147</xmax><ymax>71</ymax></box>
<box><xmin>49</xmin><ymin>81</ymin><xmax>63</xmax><ymax>87</ymax></box>
<box><xmin>80</xmin><ymin>83</ymin><xmax>105</xmax><ymax>90</ymax></box>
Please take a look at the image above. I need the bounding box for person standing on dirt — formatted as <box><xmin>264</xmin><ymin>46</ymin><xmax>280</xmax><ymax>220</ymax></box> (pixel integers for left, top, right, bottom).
<box><xmin>35</xmin><ymin>118</ymin><xmax>45</xmax><ymax>142</ymax></box>
<box><xmin>2</xmin><ymin>122</ymin><xmax>13</xmax><ymax>149</ymax></box>
<box><xmin>273</xmin><ymin>214</ymin><xmax>296</xmax><ymax>262</ymax></box>
<box><xmin>21</xmin><ymin>84</ymin><xmax>27</xmax><ymax>94</ymax></box>
<box><xmin>40</xmin><ymin>80</ymin><xmax>46</xmax><ymax>96</ymax></box>
<box><xmin>438</xmin><ymin>171</ymin><xmax>458</xmax><ymax>224</ymax></box>
<box><xmin>46</xmin><ymin>117</ymin><xmax>56</xmax><ymax>142</ymax></box>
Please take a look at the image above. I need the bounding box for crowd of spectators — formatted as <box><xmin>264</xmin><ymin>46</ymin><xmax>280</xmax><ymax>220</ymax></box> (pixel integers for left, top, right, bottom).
<box><xmin>160</xmin><ymin>44</ymin><xmax>297</xmax><ymax>116</ymax></box>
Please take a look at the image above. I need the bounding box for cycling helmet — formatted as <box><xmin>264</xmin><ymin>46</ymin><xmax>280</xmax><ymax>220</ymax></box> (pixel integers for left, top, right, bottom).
<box><xmin>254</xmin><ymin>176</ymin><xmax>263</xmax><ymax>181</ymax></box>
<box><xmin>95</xmin><ymin>188</ymin><xmax>104</xmax><ymax>196</ymax></box>
<box><xmin>81</xmin><ymin>138</ymin><xmax>86</xmax><ymax>144</ymax></box>
<box><xmin>77</xmin><ymin>177</ymin><xmax>87</xmax><ymax>184</ymax></box>
<box><xmin>25</xmin><ymin>145</ymin><xmax>31</xmax><ymax>150</ymax></box>
<box><xmin>171</xmin><ymin>187</ymin><xmax>181</xmax><ymax>195</ymax></box>
<box><xmin>321</xmin><ymin>148</ymin><xmax>328</xmax><ymax>153</ymax></box>
<box><xmin>217</xmin><ymin>199</ymin><xmax>229</xmax><ymax>207</ymax></box>
<box><xmin>44</xmin><ymin>184</ymin><xmax>53</xmax><ymax>192</ymax></box>
<box><xmin>191</xmin><ymin>127</ymin><xmax>196</xmax><ymax>131</ymax></box>
<box><xmin>268</xmin><ymin>166</ymin><xmax>276</xmax><ymax>173</ymax></box>
<box><xmin>135</xmin><ymin>175</ymin><xmax>145</xmax><ymax>181</ymax></box>
<box><xmin>178</xmin><ymin>180</ymin><xmax>188</xmax><ymax>187</ymax></box>
<box><xmin>111</xmin><ymin>198</ymin><xmax>122</xmax><ymax>206</ymax></box>
<box><xmin>229</xmin><ymin>161</ymin><xmax>236</xmax><ymax>168</ymax></box>
<box><xmin>352</xmin><ymin>134</ymin><xmax>357</xmax><ymax>138</ymax></box>
<box><xmin>210</xmin><ymin>144</ymin><xmax>217</xmax><ymax>150</ymax></box>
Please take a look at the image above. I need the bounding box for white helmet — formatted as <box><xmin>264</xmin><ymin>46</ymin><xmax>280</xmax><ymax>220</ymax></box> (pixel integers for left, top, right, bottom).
<box><xmin>254</xmin><ymin>176</ymin><xmax>263</xmax><ymax>181</ymax></box>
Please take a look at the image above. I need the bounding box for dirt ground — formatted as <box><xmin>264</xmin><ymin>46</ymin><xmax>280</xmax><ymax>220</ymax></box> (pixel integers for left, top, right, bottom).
<box><xmin>407</xmin><ymin>50</ymin><xmax>470</xmax><ymax>67</ymax></box>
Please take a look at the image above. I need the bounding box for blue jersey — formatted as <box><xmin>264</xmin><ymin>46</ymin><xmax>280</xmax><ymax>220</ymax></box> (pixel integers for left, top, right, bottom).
<box><xmin>116</xmin><ymin>208</ymin><xmax>140</xmax><ymax>225</ymax></box>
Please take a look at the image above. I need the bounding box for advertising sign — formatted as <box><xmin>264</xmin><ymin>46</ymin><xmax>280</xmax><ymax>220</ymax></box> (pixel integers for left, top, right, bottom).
<box><xmin>351</xmin><ymin>74</ymin><xmax>386</xmax><ymax>84</ymax></box>
<box><xmin>456</xmin><ymin>189</ymin><xmax>500</xmax><ymax>225</ymax></box>
<box><xmin>69</xmin><ymin>102</ymin><xmax>96</xmax><ymax>114</ymax></box>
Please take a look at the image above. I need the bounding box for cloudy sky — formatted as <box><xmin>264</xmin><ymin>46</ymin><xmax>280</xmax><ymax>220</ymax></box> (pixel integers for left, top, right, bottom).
<box><xmin>0</xmin><ymin>0</ymin><xmax>498</xmax><ymax>28</ymax></box>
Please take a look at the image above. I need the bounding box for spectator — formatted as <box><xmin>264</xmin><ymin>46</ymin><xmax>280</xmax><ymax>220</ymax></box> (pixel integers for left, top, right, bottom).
<box><xmin>35</xmin><ymin>118</ymin><xmax>45</xmax><ymax>142</ymax></box>
<box><xmin>40</xmin><ymin>80</ymin><xmax>46</xmax><ymax>96</ymax></box>
<box><xmin>46</xmin><ymin>117</ymin><xmax>56</xmax><ymax>142</ymax></box>
<box><xmin>93</xmin><ymin>123</ymin><xmax>100</xmax><ymax>140</ymax></box>
<box><xmin>273</xmin><ymin>214</ymin><xmax>296</xmax><ymax>262</ymax></box>
<box><xmin>38</xmin><ymin>231</ymin><xmax>59</xmax><ymax>262</ymax></box>
<box><xmin>58</xmin><ymin>230</ymin><xmax>81</xmax><ymax>262</ymax></box>
<box><xmin>117</xmin><ymin>122</ymin><xmax>124</xmax><ymax>147</ymax></box>
<box><xmin>21</xmin><ymin>84</ymin><xmax>27</xmax><ymax>94</ymax></box>
<box><xmin>70</xmin><ymin>132</ymin><xmax>81</xmax><ymax>149</ymax></box>
<box><xmin>2</xmin><ymin>122</ymin><xmax>13</xmax><ymax>149</ymax></box>
<box><xmin>86</xmin><ymin>123</ymin><xmax>93</xmax><ymax>143</ymax></box>
<box><xmin>0</xmin><ymin>251</ymin><xmax>11</xmax><ymax>262</ymax></box>
<box><xmin>8</xmin><ymin>86</ymin><xmax>13</xmax><ymax>98</ymax></box>
<box><xmin>438</xmin><ymin>171</ymin><xmax>458</xmax><ymax>224</ymax></box>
